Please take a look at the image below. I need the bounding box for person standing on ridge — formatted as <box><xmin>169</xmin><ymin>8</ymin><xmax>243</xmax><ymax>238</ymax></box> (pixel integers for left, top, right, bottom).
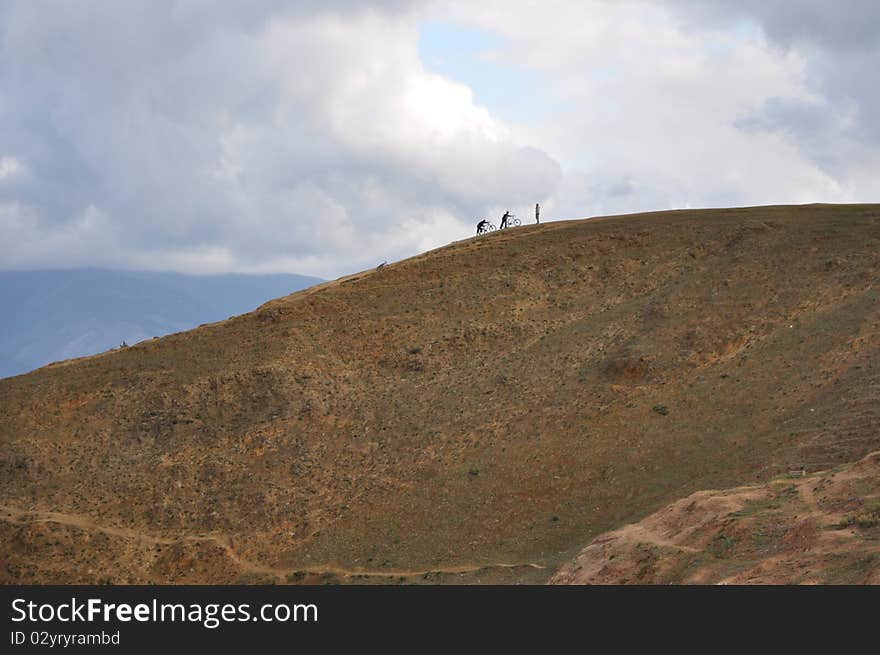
<box><xmin>535</xmin><ymin>203</ymin><xmax>540</xmax><ymax>224</ymax></box>
<box><xmin>500</xmin><ymin>210</ymin><xmax>512</xmax><ymax>229</ymax></box>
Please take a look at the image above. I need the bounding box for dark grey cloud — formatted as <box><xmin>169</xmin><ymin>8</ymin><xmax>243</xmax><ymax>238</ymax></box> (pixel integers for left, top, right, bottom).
<box><xmin>734</xmin><ymin>97</ymin><xmax>852</xmax><ymax>175</ymax></box>
<box><xmin>668</xmin><ymin>0</ymin><xmax>880</xmax><ymax>50</ymax></box>
<box><xmin>665</xmin><ymin>0</ymin><xmax>880</xmax><ymax>181</ymax></box>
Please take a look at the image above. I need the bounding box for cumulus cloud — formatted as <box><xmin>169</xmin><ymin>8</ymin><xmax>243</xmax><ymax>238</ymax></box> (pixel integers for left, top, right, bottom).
<box><xmin>440</xmin><ymin>0</ymin><xmax>870</xmax><ymax>217</ymax></box>
<box><xmin>0</xmin><ymin>1</ymin><xmax>559</xmax><ymax>277</ymax></box>
<box><xmin>1</xmin><ymin>1</ymin><xmax>876</xmax><ymax>277</ymax></box>
<box><xmin>662</xmin><ymin>0</ymin><xmax>880</xmax><ymax>183</ymax></box>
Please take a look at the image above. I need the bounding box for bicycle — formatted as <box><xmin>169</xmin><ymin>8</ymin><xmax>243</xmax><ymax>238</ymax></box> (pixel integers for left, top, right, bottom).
<box><xmin>476</xmin><ymin>222</ymin><xmax>497</xmax><ymax>235</ymax></box>
<box><xmin>499</xmin><ymin>214</ymin><xmax>520</xmax><ymax>229</ymax></box>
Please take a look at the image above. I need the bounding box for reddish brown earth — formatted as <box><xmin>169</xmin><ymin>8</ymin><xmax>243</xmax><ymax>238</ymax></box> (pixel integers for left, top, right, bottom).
<box><xmin>1</xmin><ymin>203</ymin><xmax>879</xmax><ymax>584</ymax></box>
<box><xmin>551</xmin><ymin>451</ymin><xmax>880</xmax><ymax>584</ymax></box>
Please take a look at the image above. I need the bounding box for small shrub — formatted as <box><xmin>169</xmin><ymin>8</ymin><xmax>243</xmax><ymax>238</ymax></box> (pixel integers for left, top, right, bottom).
<box><xmin>708</xmin><ymin>532</ymin><xmax>736</xmax><ymax>558</ymax></box>
<box><xmin>854</xmin><ymin>514</ymin><xmax>879</xmax><ymax>529</ymax></box>
<box><xmin>836</xmin><ymin>501</ymin><xmax>880</xmax><ymax>529</ymax></box>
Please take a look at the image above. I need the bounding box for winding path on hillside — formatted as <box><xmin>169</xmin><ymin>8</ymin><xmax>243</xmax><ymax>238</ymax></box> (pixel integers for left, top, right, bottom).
<box><xmin>0</xmin><ymin>505</ymin><xmax>545</xmax><ymax>581</ymax></box>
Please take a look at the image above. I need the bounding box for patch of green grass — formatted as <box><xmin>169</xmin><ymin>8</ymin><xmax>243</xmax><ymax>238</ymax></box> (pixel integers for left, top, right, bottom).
<box><xmin>728</xmin><ymin>485</ymin><xmax>799</xmax><ymax>519</ymax></box>
<box><xmin>851</xmin><ymin>478</ymin><xmax>880</xmax><ymax>497</ymax></box>
<box><xmin>576</xmin><ymin>364</ymin><xmax>594</xmax><ymax>383</ymax></box>
<box><xmin>835</xmin><ymin>500</ymin><xmax>880</xmax><ymax>529</ymax></box>
<box><xmin>822</xmin><ymin>553</ymin><xmax>877</xmax><ymax>584</ymax></box>
<box><xmin>707</xmin><ymin>532</ymin><xmax>737</xmax><ymax>559</ymax></box>
<box><xmin>749</xmin><ymin>514</ymin><xmax>788</xmax><ymax>552</ymax></box>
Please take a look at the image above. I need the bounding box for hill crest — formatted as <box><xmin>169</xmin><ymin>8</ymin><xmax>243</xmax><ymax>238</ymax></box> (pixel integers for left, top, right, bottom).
<box><xmin>2</xmin><ymin>203</ymin><xmax>879</xmax><ymax>583</ymax></box>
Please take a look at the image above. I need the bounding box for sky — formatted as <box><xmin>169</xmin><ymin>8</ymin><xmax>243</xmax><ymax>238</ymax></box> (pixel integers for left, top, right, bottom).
<box><xmin>1</xmin><ymin>0</ymin><xmax>878</xmax><ymax>279</ymax></box>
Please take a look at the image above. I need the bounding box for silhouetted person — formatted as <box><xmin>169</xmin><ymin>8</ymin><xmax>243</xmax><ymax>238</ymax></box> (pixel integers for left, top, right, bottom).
<box><xmin>535</xmin><ymin>203</ymin><xmax>540</xmax><ymax>224</ymax></box>
<box><xmin>476</xmin><ymin>219</ymin><xmax>490</xmax><ymax>234</ymax></box>
<box><xmin>500</xmin><ymin>210</ymin><xmax>511</xmax><ymax>229</ymax></box>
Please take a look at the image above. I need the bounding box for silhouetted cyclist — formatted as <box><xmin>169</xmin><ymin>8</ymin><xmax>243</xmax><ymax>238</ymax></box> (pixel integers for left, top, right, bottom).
<box><xmin>500</xmin><ymin>210</ymin><xmax>512</xmax><ymax>229</ymax></box>
<box><xmin>476</xmin><ymin>219</ymin><xmax>490</xmax><ymax>235</ymax></box>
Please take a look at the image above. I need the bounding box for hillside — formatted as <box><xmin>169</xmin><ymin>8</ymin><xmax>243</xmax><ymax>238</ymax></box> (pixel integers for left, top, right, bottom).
<box><xmin>550</xmin><ymin>451</ymin><xmax>880</xmax><ymax>584</ymax></box>
<box><xmin>1</xmin><ymin>204</ymin><xmax>879</xmax><ymax>584</ymax></box>
<box><xmin>0</xmin><ymin>270</ymin><xmax>323</xmax><ymax>379</ymax></box>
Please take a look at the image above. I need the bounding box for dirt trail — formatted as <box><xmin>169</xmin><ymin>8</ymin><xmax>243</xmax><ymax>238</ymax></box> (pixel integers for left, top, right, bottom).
<box><xmin>0</xmin><ymin>505</ymin><xmax>544</xmax><ymax>581</ymax></box>
<box><xmin>1</xmin><ymin>506</ymin><xmax>179</xmax><ymax>545</ymax></box>
<box><xmin>4</xmin><ymin>203</ymin><xmax>880</xmax><ymax>585</ymax></box>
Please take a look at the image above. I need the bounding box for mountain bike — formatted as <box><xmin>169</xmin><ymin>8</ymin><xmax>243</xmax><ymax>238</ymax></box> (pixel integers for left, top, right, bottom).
<box><xmin>500</xmin><ymin>214</ymin><xmax>520</xmax><ymax>229</ymax></box>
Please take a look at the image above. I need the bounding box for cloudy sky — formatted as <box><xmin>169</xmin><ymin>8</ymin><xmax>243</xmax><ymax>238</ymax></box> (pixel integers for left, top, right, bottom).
<box><xmin>1</xmin><ymin>1</ymin><xmax>878</xmax><ymax>278</ymax></box>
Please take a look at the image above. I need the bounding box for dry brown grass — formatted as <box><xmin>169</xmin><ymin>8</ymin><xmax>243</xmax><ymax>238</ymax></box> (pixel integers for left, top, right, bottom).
<box><xmin>2</xmin><ymin>203</ymin><xmax>879</xmax><ymax>583</ymax></box>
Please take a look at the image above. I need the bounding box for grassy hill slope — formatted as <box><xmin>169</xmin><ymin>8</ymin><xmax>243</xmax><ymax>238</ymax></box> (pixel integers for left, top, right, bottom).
<box><xmin>2</xmin><ymin>204</ymin><xmax>879</xmax><ymax>583</ymax></box>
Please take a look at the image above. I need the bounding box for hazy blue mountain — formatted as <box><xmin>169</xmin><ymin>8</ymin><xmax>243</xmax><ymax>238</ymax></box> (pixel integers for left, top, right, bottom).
<box><xmin>0</xmin><ymin>269</ymin><xmax>323</xmax><ymax>379</ymax></box>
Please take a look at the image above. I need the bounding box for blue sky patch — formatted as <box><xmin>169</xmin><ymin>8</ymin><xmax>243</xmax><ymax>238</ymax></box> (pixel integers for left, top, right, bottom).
<box><xmin>418</xmin><ymin>21</ymin><xmax>556</xmax><ymax>124</ymax></box>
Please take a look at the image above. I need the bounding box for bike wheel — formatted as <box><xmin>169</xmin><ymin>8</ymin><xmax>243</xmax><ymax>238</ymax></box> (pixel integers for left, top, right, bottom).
<box><xmin>486</xmin><ymin>223</ymin><xmax>497</xmax><ymax>231</ymax></box>
<box><xmin>512</xmin><ymin>218</ymin><xmax>520</xmax><ymax>226</ymax></box>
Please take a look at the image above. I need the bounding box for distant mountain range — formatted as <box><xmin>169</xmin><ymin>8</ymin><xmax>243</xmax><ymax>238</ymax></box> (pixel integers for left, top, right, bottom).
<box><xmin>0</xmin><ymin>269</ymin><xmax>323</xmax><ymax>378</ymax></box>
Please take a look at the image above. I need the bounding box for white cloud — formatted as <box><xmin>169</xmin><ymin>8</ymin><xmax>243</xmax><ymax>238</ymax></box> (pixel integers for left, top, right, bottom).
<box><xmin>0</xmin><ymin>1</ymin><xmax>876</xmax><ymax>278</ymax></box>
<box><xmin>0</xmin><ymin>1</ymin><xmax>559</xmax><ymax>277</ymax></box>
<box><xmin>438</xmin><ymin>0</ymin><xmax>865</xmax><ymax>218</ymax></box>
<box><xmin>0</xmin><ymin>156</ymin><xmax>23</xmax><ymax>180</ymax></box>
